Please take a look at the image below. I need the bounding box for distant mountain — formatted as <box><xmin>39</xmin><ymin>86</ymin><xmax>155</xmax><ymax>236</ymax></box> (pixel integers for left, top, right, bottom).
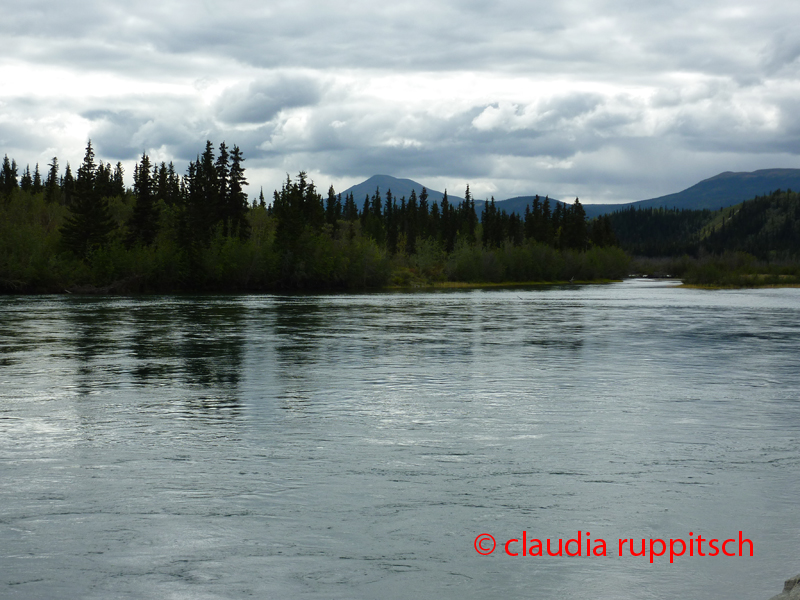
<box><xmin>582</xmin><ymin>169</ymin><xmax>800</xmax><ymax>218</ymax></box>
<box><xmin>341</xmin><ymin>175</ymin><xmax>565</xmax><ymax>214</ymax></box>
<box><xmin>340</xmin><ymin>175</ymin><xmax>464</xmax><ymax>206</ymax></box>
<box><xmin>341</xmin><ymin>169</ymin><xmax>800</xmax><ymax>221</ymax></box>
<box><xmin>494</xmin><ymin>195</ymin><xmax>568</xmax><ymax>216</ymax></box>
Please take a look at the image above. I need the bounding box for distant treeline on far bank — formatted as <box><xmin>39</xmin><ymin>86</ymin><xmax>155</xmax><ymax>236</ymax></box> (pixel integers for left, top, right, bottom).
<box><xmin>606</xmin><ymin>191</ymin><xmax>800</xmax><ymax>285</ymax></box>
<box><xmin>0</xmin><ymin>142</ymin><xmax>628</xmax><ymax>293</ymax></box>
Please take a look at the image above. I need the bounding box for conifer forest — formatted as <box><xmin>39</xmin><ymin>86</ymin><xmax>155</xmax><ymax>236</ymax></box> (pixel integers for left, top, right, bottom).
<box><xmin>0</xmin><ymin>141</ymin><xmax>629</xmax><ymax>293</ymax></box>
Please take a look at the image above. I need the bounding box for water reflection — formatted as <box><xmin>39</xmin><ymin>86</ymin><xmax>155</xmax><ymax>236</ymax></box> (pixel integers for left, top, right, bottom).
<box><xmin>64</xmin><ymin>296</ymin><xmax>125</xmax><ymax>363</ymax></box>
<box><xmin>274</xmin><ymin>296</ymin><xmax>323</xmax><ymax>367</ymax></box>
<box><xmin>176</xmin><ymin>300</ymin><xmax>245</xmax><ymax>389</ymax></box>
<box><xmin>128</xmin><ymin>298</ymin><xmax>181</xmax><ymax>383</ymax></box>
<box><xmin>60</xmin><ymin>296</ymin><xmax>247</xmax><ymax>420</ymax></box>
<box><xmin>272</xmin><ymin>296</ymin><xmax>324</xmax><ymax>408</ymax></box>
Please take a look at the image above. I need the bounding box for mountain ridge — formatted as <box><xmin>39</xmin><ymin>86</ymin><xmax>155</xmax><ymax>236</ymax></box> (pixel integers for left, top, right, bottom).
<box><xmin>582</xmin><ymin>168</ymin><xmax>800</xmax><ymax>217</ymax></box>
<box><xmin>341</xmin><ymin>169</ymin><xmax>800</xmax><ymax>218</ymax></box>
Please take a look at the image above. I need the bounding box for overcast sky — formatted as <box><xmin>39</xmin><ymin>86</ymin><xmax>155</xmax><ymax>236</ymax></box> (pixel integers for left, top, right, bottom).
<box><xmin>2</xmin><ymin>0</ymin><xmax>800</xmax><ymax>203</ymax></box>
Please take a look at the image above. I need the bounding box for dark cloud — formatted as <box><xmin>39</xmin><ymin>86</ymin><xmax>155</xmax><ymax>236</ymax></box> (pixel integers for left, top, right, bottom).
<box><xmin>215</xmin><ymin>76</ymin><xmax>323</xmax><ymax>124</ymax></box>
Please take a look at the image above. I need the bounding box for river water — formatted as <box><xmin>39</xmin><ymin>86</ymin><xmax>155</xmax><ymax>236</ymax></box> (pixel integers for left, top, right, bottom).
<box><xmin>1</xmin><ymin>279</ymin><xmax>799</xmax><ymax>600</ymax></box>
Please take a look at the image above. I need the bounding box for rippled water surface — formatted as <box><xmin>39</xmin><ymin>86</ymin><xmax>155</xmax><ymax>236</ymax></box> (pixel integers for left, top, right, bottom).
<box><xmin>2</xmin><ymin>280</ymin><xmax>800</xmax><ymax>599</ymax></box>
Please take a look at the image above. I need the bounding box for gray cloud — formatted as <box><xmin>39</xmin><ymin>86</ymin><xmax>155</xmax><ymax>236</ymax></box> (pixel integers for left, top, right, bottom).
<box><xmin>2</xmin><ymin>0</ymin><xmax>800</xmax><ymax>202</ymax></box>
<box><xmin>215</xmin><ymin>75</ymin><xmax>324</xmax><ymax>124</ymax></box>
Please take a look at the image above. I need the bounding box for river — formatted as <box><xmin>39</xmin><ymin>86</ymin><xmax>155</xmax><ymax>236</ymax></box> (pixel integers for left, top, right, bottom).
<box><xmin>2</xmin><ymin>279</ymin><xmax>799</xmax><ymax>599</ymax></box>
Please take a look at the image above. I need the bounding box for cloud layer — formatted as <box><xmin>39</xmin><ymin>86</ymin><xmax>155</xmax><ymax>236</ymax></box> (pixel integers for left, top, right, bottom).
<box><xmin>2</xmin><ymin>0</ymin><xmax>800</xmax><ymax>202</ymax></box>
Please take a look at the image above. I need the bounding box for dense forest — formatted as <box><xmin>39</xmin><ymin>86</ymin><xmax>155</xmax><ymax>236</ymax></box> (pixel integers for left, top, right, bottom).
<box><xmin>0</xmin><ymin>141</ymin><xmax>628</xmax><ymax>293</ymax></box>
<box><xmin>607</xmin><ymin>191</ymin><xmax>800</xmax><ymax>285</ymax></box>
<box><xmin>607</xmin><ymin>190</ymin><xmax>800</xmax><ymax>260</ymax></box>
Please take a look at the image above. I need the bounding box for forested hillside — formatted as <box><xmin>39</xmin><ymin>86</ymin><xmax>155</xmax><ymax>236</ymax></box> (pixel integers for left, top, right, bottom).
<box><xmin>606</xmin><ymin>207</ymin><xmax>716</xmax><ymax>257</ymax></box>
<box><xmin>701</xmin><ymin>191</ymin><xmax>800</xmax><ymax>260</ymax></box>
<box><xmin>606</xmin><ymin>189</ymin><xmax>800</xmax><ymax>260</ymax></box>
<box><xmin>0</xmin><ymin>143</ymin><xmax>627</xmax><ymax>293</ymax></box>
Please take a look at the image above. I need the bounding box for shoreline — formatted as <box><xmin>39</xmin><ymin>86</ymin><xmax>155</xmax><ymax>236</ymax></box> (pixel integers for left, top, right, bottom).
<box><xmin>680</xmin><ymin>282</ymin><xmax>800</xmax><ymax>290</ymax></box>
<box><xmin>6</xmin><ymin>277</ymin><xmax>800</xmax><ymax>296</ymax></box>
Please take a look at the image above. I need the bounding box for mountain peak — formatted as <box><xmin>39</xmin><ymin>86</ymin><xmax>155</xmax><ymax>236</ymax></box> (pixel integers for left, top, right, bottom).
<box><xmin>340</xmin><ymin>175</ymin><xmax>464</xmax><ymax>204</ymax></box>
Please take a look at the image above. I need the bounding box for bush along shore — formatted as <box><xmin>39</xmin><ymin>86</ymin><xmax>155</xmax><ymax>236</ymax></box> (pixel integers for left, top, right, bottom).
<box><xmin>630</xmin><ymin>253</ymin><xmax>800</xmax><ymax>288</ymax></box>
<box><xmin>0</xmin><ymin>142</ymin><xmax>629</xmax><ymax>294</ymax></box>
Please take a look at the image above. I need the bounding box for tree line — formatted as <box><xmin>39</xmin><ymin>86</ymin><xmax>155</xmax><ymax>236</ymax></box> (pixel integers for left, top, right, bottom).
<box><xmin>607</xmin><ymin>190</ymin><xmax>800</xmax><ymax>261</ymax></box>
<box><xmin>0</xmin><ymin>142</ymin><xmax>628</xmax><ymax>293</ymax></box>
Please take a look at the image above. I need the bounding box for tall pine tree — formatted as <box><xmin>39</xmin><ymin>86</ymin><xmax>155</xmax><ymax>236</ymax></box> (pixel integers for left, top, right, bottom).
<box><xmin>128</xmin><ymin>152</ymin><xmax>160</xmax><ymax>246</ymax></box>
<box><xmin>60</xmin><ymin>141</ymin><xmax>115</xmax><ymax>258</ymax></box>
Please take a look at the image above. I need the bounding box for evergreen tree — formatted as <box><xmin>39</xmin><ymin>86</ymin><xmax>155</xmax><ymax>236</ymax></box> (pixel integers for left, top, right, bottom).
<box><xmin>562</xmin><ymin>198</ymin><xmax>588</xmax><ymax>250</ymax></box>
<box><xmin>228</xmin><ymin>144</ymin><xmax>250</xmax><ymax>238</ymax></box>
<box><xmin>418</xmin><ymin>187</ymin><xmax>429</xmax><ymax>239</ymax></box>
<box><xmin>429</xmin><ymin>200</ymin><xmax>441</xmax><ymax>242</ymax></box>
<box><xmin>216</xmin><ymin>142</ymin><xmax>231</xmax><ymax>234</ymax></box>
<box><xmin>325</xmin><ymin>185</ymin><xmax>338</xmax><ymax>226</ymax></box>
<box><xmin>1</xmin><ymin>155</ymin><xmax>18</xmax><ymax>197</ymax></box>
<box><xmin>360</xmin><ymin>195</ymin><xmax>371</xmax><ymax>228</ymax></box>
<box><xmin>385</xmin><ymin>189</ymin><xmax>398</xmax><ymax>254</ymax></box>
<box><xmin>180</xmin><ymin>159</ymin><xmax>205</xmax><ymax>255</ymax></box>
<box><xmin>166</xmin><ymin>162</ymin><xmax>180</xmax><ymax>205</ymax></box>
<box><xmin>541</xmin><ymin>196</ymin><xmax>553</xmax><ymax>245</ymax></box>
<box><xmin>128</xmin><ymin>152</ymin><xmax>160</xmax><ymax>246</ymax></box>
<box><xmin>32</xmin><ymin>163</ymin><xmax>43</xmax><ymax>193</ymax></box>
<box><xmin>273</xmin><ymin>171</ymin><xmax>324</xmax><ymax>257</ymax></box>
<box><xmin>188</xmin><ymin>141</ymin><xmax>220</xmax><ymax>244</ymax></box>
<box><xmin>441</xmin><ymin>190</ymin><xmax>456</xmax><ymax>252</ymax></box>
<box><xmin>406</xmin><ymin>189</ymin><xmax>418</xmax><ymax>254</ymax></box>
<box><xmin>95</xmin><ymin>161</ymin><xmax>114</xmax><ymax>198</ymax></box>
<box><xmin>552</xmin><ymin>202</ymin><xmax>564</xmax><ymax>247</ymax></box>
<box><xmin>20</xmin><ymin>165</ymin><xmax>33</xmax><ymax>192</ymax></box>
<box><xmin>62</xmin><ymin>163</ymin><xmax>75</xmax><ymax>206</ymax></box>
<box><xmin>366</xmin><ymin>187</ymin><xmax>384</xmax><ymax>244</ymax></box>
<box><xmin>155</xmin><ymin>162</ymin><xmax>169</xmax><ymax>202</ymax></box>
<box><xmin>343</xmin><ymin>192</ymin><xmax>358</xmax><ymax>221</ymax></box>
<box><xmin>44</xmin><ymin>157</ymin><xmax>60</xmax><ymax>204</ymax></box>
<box><xmin>60</xmin><ymin>140</ymin><xmax>115</xmax><ymax>258</ymax></box>
<box><xmin>111</xmin><ymin>162</ymin><xmax>125</xmax><ymax>197</ymax></box>
<box><xmin>460</xmin><ymin>184</ymin><xmax>477</xmax><ymax>244</ymax></box>
<box><xmin>589</xmin><ymin>214</ymin><xmax>618</xmax><ymax>248</ymax></box>
<box><xmin>509</xmin><ymin>211</ymin><xmax>524</xmax><ymax>246</ymax></box>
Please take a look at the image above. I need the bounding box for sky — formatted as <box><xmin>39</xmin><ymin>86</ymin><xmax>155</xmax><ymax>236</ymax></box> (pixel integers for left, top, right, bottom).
<box><xmin>2</xmin><ymin>0</ymin><xmax>800</xmax><ymax>204</ymax></box>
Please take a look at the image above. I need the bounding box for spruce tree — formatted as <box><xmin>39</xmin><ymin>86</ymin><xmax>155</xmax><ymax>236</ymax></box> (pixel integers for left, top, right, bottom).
<box><xmin>44</xmin><ymin>157</ymin><xmax>60</xmax><ymax>204</ymax></box>
<box><xmin>33</xmin><ymin>164</ymin><xmax>43</xmax><ymax>193</ymax></box>
<box><xmin>325</xmin><ymin>185</ymin><xmax>338</xmax><ymax>226</ymax></box>
<box><xmin>228</xmin><ymin>145</ymin><xmax>250</xmax><ymax>238</ymax></box>
<box><xmin>165</xmin><ymin>162</ymin><xmax>180</xmax><ymax>205</ymax></box>
<box><xmin>418</xmin><ymin>187</ymin><xmax>429</xmax><ymax>238</ymax></box>
<box><xmin>62</xmin><ymin>163</ymin><xmax>75</xmax><ymax>206</ymax></box>
<box><xmin>95</xmin><ymin>161</ymin><xmax>113</xmax><ymax>199</ymax></box>
<box><xmin>20</xmin><ymin>165</ymin><xmax>33</xmax><ymax>192</ymax></box>
<box><xmin>441</xmin><ymin>190</ymin><xmax>455</xmax><ymax>252</ymax></box>
<box><xmin>60</xmin><ymin>141</ymin><xmax>115</xmax><ymax>258</ymax></box>
<box><xmin>406</xmin><ymin>189</ymin><xmax>418</xmax><ymax>254</ymax></box>
<box><xmin>385</xmin><ymin>189</ymin><xmax>398</xmax><ymax>253</ymax></box>
<box><xmin>111</xmin><ymin>163</ymin><xmax>125</xmax><ymax>197</ymax></box>
<box><xmin>128</xmin><ymin>152</ymin><xmax>160</xmax><ymax>246</ymax></box>
<box><xmin>1</xmin><ymin>155</ymin><xmax>18</xmax><ymax>197</ymax></box>
<box><xmin>215</xmin><ymin>142</ymin><xmax>230</xmax><ymax>234</ymax></box>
